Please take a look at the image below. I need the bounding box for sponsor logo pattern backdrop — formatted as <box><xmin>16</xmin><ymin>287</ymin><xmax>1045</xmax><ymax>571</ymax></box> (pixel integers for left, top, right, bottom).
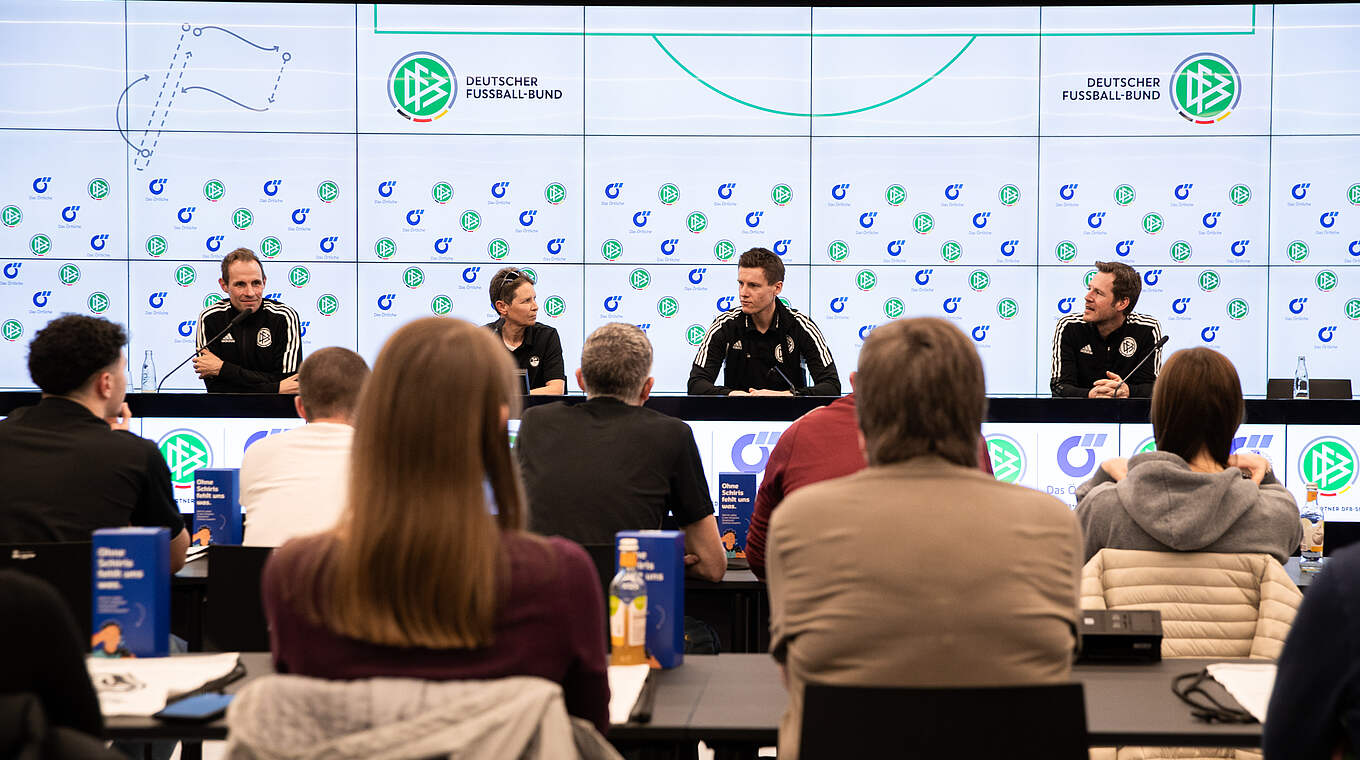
<box><xmin>2</xmin><ymin>4</ymin><xmax>1358</xmax><ymax>393</ymax></box>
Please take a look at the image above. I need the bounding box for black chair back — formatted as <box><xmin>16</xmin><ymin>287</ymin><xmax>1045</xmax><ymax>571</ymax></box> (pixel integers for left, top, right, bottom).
<box><xmin>582</xmin><ymin>543</ymin><xmax>617</xmax><ymax>601</ymax></box>
<box><xmin>0</xmin><ymin>542</ymin><xmax>91</xmax><ymax>640</ymax></box>
<box><xmin>799</xmin><ymin>681</ymin><xmax>1087</xmax><ymax>760</ymax></box>
<box><xmin>1328</xmin><ymin>522</ymin><xmax>1360</xmax><ymax>557</ymax></box>
<box><xmin>205</xmin><ymin>545</ymin><xmax>273</xmax><ymax>651</ymax></box>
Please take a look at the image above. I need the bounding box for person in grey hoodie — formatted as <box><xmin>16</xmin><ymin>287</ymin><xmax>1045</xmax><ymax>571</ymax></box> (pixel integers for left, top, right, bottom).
<box><xmin>1075</xmin><ymin>347</ymin><xmax>1302</xmax><ymax>565</ymax></box>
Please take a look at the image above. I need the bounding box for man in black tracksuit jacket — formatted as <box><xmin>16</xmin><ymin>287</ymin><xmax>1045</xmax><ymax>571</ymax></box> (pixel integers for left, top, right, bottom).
<box><xmin>689</xmin><ymin>247</ymin><xmax>840</xmax><ymax>396</ymax></box>
<box><xmin>194</xmin><ymin>249</ymin><xmax>302</xmax><ymax>393</ymax></box>
<box><xmin>1050</xmin><ymin>261</ymin><xmax>1162</xmax><ymax>398</ymax></box>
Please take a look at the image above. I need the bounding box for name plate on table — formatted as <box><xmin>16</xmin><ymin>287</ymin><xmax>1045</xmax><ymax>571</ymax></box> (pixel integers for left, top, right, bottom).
<box><xmin>193</xmin><ymin>468</ymin><xmax>242</xmax><ymax>546</ymax></box>
<box><xmin>718</xmin><ymin>473</ymin><xmax>756</xmax><ymax>563</ymax></box>
<box><xmin>92</xmin><ymin>528</ymin><xmax>170</xmax><ymax>657</ymax></box>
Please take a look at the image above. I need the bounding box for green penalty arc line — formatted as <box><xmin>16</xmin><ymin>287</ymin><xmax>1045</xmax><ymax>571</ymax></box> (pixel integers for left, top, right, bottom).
<box><xmin>651</xmin><ymin>35</ymin><xmax>976</xmax><ymax>118</ymax></box>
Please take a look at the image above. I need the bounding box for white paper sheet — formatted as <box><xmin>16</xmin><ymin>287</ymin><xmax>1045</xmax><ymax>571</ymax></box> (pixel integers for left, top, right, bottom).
<box><xmin>608</xmin><ymin>664</ymin><xmax>651</xmax><ymax>725</ymax></box>
<box><xmin>88</xmin><ymin>652</ymin><xmax>241</xmax><ymax>717</ymax></box>
<box><xmin>1206</xmin><ymin>662</ymin><xmax>1278</xmax><ymax>723</ymax></box>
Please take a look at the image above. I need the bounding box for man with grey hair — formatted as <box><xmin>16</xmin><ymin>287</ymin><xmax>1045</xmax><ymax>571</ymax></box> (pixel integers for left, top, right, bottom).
<box><xmin>516</xmin><ymin>323</ymin><xmax>725</xmax><ymax>581</ymax></box>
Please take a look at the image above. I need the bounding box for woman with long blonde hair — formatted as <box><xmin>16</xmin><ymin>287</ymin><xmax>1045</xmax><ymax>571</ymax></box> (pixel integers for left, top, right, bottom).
<box><xmin>260</xmin><ymin>318</ymin><xmax>609</xmax><ymax>732</ymax></box>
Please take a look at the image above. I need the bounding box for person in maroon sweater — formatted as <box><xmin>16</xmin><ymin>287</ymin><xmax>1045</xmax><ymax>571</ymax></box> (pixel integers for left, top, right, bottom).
<box><xmin>746</xmin><ymin>376</ymin><xmax>994</xmax><ymax>580</ymax></box>
<box><xmin>260</xmin><ymin>318</ymin><xmax>609</xmax><ymax>734</ymax></box>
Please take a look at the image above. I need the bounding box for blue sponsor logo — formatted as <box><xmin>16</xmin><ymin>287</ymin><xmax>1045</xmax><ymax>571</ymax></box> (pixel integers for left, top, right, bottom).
<box><xmin>1319</xmin><ymin>325</ymin><xmax>1338</xmax><ymax>343</ymax></box>
<box><xmin>292</xmin><ymin>208</ymin><xmax>310</xmax><ymax>225</ymax></box>
<box><xmin>603</xmin><ymin>295</ymin><xmax>623</xmax><ymax>312</ymax></box>
<box><xmin>462</xmin><ymin>267</ymin><xmax>480</xmax><ymax>283</ymax></box>
<box><xmin>717</xmin><ymin>182</ymin><xmax>736</xmax><ymax>200</ymax></box>
<box><xmin>1172</xmin><ymin>297</ymin><xmax>1192</xmax><ymax>315</ymax></box>
<box><xmin>377</xmin><ymin>293</ymin><xmax>396</xmax><ymax>311</ymax></box>
<box><xmin>320</xmin><ymin>236</ymin><xmax>339</xmax><ymax>254</ymax></box>
<box><xmin>1201</xmin><ymin>325</ymin><xmax>1220</xmax><ymax>342</ymax></box>
<box><xmin>830</xmin><ymin>296</ymin><xmax>848</xmax><ymax>314</ymax></box>
<box><xmin>1059</xmin><ymin>184</ymin><xmax>1078</xmax><ymax>201</ymax></box>
<box><xmin>716</xmin><ymin>295</ymin><xmax>736</xmax><ymax>311</ymax></box>
<box><xmin>148</xmin><ymin>178</ymin><xmax>167</xmax><ymax>195</ymax></box>
<box><xmin>1057</xmin><ymin>433</ymin><xmax>1108</xmax><ymax>478</ymax></box>
<box><xmin>3</xmin><ymin>263</ymin><xmax>21</xmax><ymax>279</ymax></box>
<box><xmin>149</xmin><ymin>292</ymin><xmax>167</xmax><ymax>309</ymax></box>
<box><xmin>972</xmin><ymin>211</ymin><xmax>990</xmax><ymax>229</ymax></box>
<box><xmin>635</xmin><ymin>323</ymin><xmax>650</xmax><ymax>333</ymax></box>
<box><xmin>746</xmin><ymin>211</ymin><xmax>764</xmax><ymax>228</ymax></box>
<box><xmin>1291</xmin><ymin>183</ymin><xmax>1310</xmax><ymax>200</ymax></box>
<box><xmin>1202</xmin><ymin>211</ymin><xmax>1221</xmax><ymax>229</ymax></box>
<box><xmin>1087</xmin><ymin>212</ymin><xmax>1106</xmax><ymax>229</ymax></box>
<box><xmin>632</xmin><ymin>210</ymin><xmax>650</xmax><ymax>227</ymax></box>
<box><xmin>89</xmin><ymin>234</ymin><xmax>109</xmax><ymax>251</ymax></box>
<box><xmin>491</xmin><ymin>181</ymin><xmax>509</xmax><ymax>199</ymax></box>
<box><xmin>858</xmin><ymin>325</ymin><xmax>876</xmax><ymax>340</ymax></box>
<box><xmin>1115</xmin><ymin>240</ymin><xmax>1134</xmax><ymax>257</ymax></box>
<box><xmin>177</xmin><ymin>206</ymin><xmax>196</xmax><ymax>224</ymax></box>
<box><xmin>1143</xmin><ymin>269</ymin><xmax>1162</xmax><ymax>287</ymax></box>
<box><xmin>1230</xmin><ymin>434</ymin><xmax>1274</xmax><ymax>454</ymax></box>
<box><xmin>887</xmin><ymin>239</ymin><xmax>905</xmax><ymax>257</ymax></box>
<box><xmin>434</xmin><ymin>237</ymin><xmax>452</xmax><ymax>254</ymax></box>
<box><xmin>915</xmin><ymin>269</ymin><xmax>933</xmax><ymax>286</ymax></box>
<box><xmin>661</xmin><ymin>239</ymin><xmax>678</xmax><ymax>256</ymax></box>
<box><xmin>177</xmin><ymin>320</ymin><xmax>195</xmax><ymax>337</ymax></box>
<box><xmin>1231</xmin><ymin>240</ymin><xmax>1250</xmax><ymax>257</ymax></box>
<box><xmin>518</xmin><ymin>210</ymin><xmax>537</xmax><ymax>227</ymax></box>
<box><xmin>31</xmin><ymin>290</ymin><xmax>51</xmax><ymax>307</ymax></box>
<box><xmin>858</xmin><ymin>211</ymin><xmax>876</xmax><ymax>229</ymax></box>
<box><xmin>1350</xmin><ymin>240</ymin><xmax>1360</xmax><ymax>257</ymax></box>
<box><xmin>1321</xmin><ymin>211</ymin><xmax>1340</xmax><ymax>229</ymax></box>
<box><xmin>378</xmin><ymin>180</ymin><xmax>397</xmax><ymax>198</ymax></box>
<box><xmin>1289</xmin><ymin>298</ymin><xmax>1308</xmax><ymax>314</ymax></box>
<box><xmin>547</xmin><ymin>238</ymin><xmax>565</xmax><ymax>255</ymax></box>
<box><xmin>299</xmin><ymin>321</ymin><xmax>310</xmax><ymax>337</ymax></box>
<box><xmin>1000</xmin><ymin>239</ymin><xmax>1018</xmax><ymax>257</ymax></box>
<box><xmin>731</xmin><ymin>431</ymin><xmax>782</xmax><ymax>473</ymax></box>
<box><xmin>31</xmin><ymin>176</ymin><xmax>51</xmax><ymax>194</ymax></box>
<box><xmin>244</xmin><ymin>429</ymin><xmax>288</xmax><ymax>451</ymax></box>
<box><xmin>970</xmin><ymin>325</ymin><xmax>990</xmax><ymax>341</ymax></box>
<box><xmin>1175</xmin><ymin>183</ymin><xmax>1193</xmax><ymax>201</ymax></box>
<box><xmin>688</xmin><ymin>268</ymin><xmax>707</xmax><ymax>285</ymax></box>
<box><xmin>406</xmin><ymin>209</ymin><xmax>424</xmax><ymax>226</ymax></box>
<box><xmin>1057</xmin><ymin>297</ymin><xmax>1077</xmax><ymax>314</ymax></box>
<box><xmin>831</xmin><ymin>183</ymin><xmax>849</xmax><ymax>201</ymax></box>
<box><xmin>944</xmin><ymin>297</ymin><xmax>962</xmax><ymax>314</ymax></box>
<box><xmin>61</xmin><ymin>205</ymin><xmax>79</xmax><ymax>222</ymax></box>
<box><xmin>263</xmin><ymin>179</ymin><xmax>282</xmax><ymax>197</ymax></box>
<box><xmin>206</xmin><ymin>235</ymin><xmax>224</xmax><ymax>252</ymax></box>
<box><xmin>605</xmin><ymin>182</ymin><xmax>623</xmax><ymax>200</ymax></box>
<box><xmin>945</xmin><ymin>183</ymin><xmax>963</xmax><ymax>201</ymax></box>
<box><xmin>773</xmin><ymin>239</ymin><xmax>790</xmax><ymax>256</ymax></box>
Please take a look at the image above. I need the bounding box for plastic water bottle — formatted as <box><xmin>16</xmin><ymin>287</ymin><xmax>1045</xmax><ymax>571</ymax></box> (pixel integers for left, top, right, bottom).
<box><xmin>1294</xmin><ymin>356</ymin><xmax>1309</xmax><ymax>399</ymax></box>
<box><xmin>609</xmin><ymin>537</ymin><xmax>648</xmax><ymax>666</ymax></box>
<box><xmin>140</xmin><ymin>349</ymin><xmax>157</xmax><ymax>392</ymax></box>
<box><xmin>1300</xmin><ymin>482</ymin><xmax>1324</xmax><ymax>573</ymax></box>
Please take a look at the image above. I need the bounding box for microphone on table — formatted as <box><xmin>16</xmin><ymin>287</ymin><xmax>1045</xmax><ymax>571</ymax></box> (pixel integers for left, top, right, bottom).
<box><xmin>1113</xmin><ymin>334</ymin><xmax>1169</xmax><ymax>397</ymax></box>
<box><xmin>156</xmin><ymin>307</ymin><xmax>252</xmax><ymax>392</ymax></box>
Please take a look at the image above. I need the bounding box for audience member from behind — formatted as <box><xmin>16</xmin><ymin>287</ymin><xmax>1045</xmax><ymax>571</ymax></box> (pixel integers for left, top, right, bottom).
<box><xmin>260</xmin><ymin>318</ymin><xmax>609</xmax><ymax>733</ymax></box>
<box><xmin>744</xmin><ymin>373</ymin><xmax>994</xmax><ymax>580</ymax></box>
<box><xmin>1075</xmin><ymin>347</ymin><xmax>1301</xmax><ymax>564</ymax></box>
<box><xmin>0</xmin><ymin>316</ymin><xmax>188</xmax><ymax>572</ymax></box>
<box><xmin>240</xmin><ymin>347</ymin><xmax>371</xmax><ymax>547</ymax></box>
<box><xmin>1264</xmin><ymin>543</ymin><xmax>1360</xmax><ymax>759</ymax></box>
<box><xmin>517</xmin><ymin>323</ymin><xmax>726</xmax><ymax>582</ymax></box>
<box><xmin>766</xmin><ymin>317</ymin><xmax>1081</xmax><ymax>760</ymax></box>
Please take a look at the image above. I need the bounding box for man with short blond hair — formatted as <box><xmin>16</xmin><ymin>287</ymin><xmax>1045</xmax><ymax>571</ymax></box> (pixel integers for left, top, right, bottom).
<box><xmin>241</xmin><ymin>347</ymin><xmax>370</xmax><ymax>546</ymax></box>
<box><xmin>517</xmin><ymin>323</ymin><xmax>726</xmax><ymax>582</ymax></box>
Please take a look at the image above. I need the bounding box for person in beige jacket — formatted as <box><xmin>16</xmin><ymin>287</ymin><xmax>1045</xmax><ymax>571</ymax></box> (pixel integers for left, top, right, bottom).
<box><xmin>766</xmin><ymin>318</ymin><xmax>1082</xmax><ymax>760</ymax></box>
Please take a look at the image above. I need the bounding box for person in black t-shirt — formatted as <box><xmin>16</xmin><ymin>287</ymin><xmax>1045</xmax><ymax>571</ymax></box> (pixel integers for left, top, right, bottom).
<box><xmin>484</xmin><ymin>267</ymin><xmax>565</xmax><ymax>395</ymax></box>
<box><xmin>0</xmin><ymin>316</ymin><xmax>188</xmax><ymax>571</ymax></box>
<box><xmin>1050</xmin><ymin>261</ymin><xmax>1163</xmax><ymax>398</ymax></box>
<box><xmin>516</xmin><ymin>323</ymin><xmax>726</xmax><ymax>582</ymax></box>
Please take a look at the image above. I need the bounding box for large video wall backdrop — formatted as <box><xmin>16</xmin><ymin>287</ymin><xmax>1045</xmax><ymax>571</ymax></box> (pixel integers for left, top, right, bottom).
<box><xmin>2</xmin><ymin>3</ymin><xmax>1359</xmax><ymax>394</ymax></box>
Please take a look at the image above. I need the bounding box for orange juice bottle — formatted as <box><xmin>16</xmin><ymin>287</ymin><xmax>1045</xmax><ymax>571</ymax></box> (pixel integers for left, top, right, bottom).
<box><xmin>609</xmin><ymin>538</ymin><xmax>648</xmax><ymax>665</ymax></box>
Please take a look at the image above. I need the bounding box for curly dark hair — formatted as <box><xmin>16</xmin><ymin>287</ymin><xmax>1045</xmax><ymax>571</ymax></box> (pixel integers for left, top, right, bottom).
<box><xmin>28</xmin><ymin>315</ymin><xmax>127</xmax><ymax>394</ymax></box>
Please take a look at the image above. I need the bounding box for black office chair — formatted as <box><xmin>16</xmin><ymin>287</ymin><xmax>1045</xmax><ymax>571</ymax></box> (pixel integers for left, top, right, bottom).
<box><xmin>798</xmin><ymin>681</ymin><xmax>1088</xmax><ymax>759</ymax></box>
<box><xmin>204</xmin><ymin>545</ymin><xmax>273</xmax><ymax>651</ymax></box>
<box><xmin>1265</xmin><ymin>378</ymin><xmax>1352</xmax><ymax>399</ymax></box>
<box><xmin>0</xmin><ymin>542</ymin><xmax>92</xmax><ymax>641</ymax></box>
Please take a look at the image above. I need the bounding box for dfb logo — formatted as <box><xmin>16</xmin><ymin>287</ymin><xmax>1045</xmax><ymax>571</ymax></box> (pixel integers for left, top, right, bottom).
<box><xmin>292</xmin><ymin>208</ymin><xmax>310</xmax><ymax>225</ymax></box>
<box><xmin>746</xmin><ymin>211</ymin><xmax>764</xmax><ymax>228</ymax></box>
<box><xmin>1292</xmin><ymin>183</ymin><xmax>1310</xmax><ymax>200</ymax></box>
<box><xmin>1319</xmin><ymin>325</ymin><xmax>1338</xmax><ymax>343</ymax></box>
<box><xmin>915</xmin><ymin>269</ymin><xmax>933</xmax><ymax>286</ymax></box>
<box><xmin>462</xmin><ymin>267</ymin><xmax>480</xmax><ymax>283</ymax></box>
<box><xmin>1202</xmin><ymin>211</ymin><xmax>1221</xmax><ymax>229</ymax></box>
<box><xmin>1000</xmin><ymin>240</ymin><xmax>1018</xmax><ymax>257</ymax></box>
<box><xmin>774</xmin><ymin>239</ymin><xmax>790</xmax><ymax>256</ymax></box>
<box><xmin>1087</xmin><ymin>212</ymin><xmax>1106</xmax><ymax>229</ymax></box>
<box><xmin>661</xmin><ymin>239</ymin><xmax>678</xmax><ymax>256</ymax></box>
<box><xmin>718</xmin><ymin>183</ymin><xmax>736</xmax><ymax>200</ymax></box>
<box><xmin>831</xmin><ymin>183</ymin><xmax>849</xmax><ymax>201</ymax></box>
<box><xmin>830</xmin><ymin>296</ymin><xmax>848</xmax><ymax>314</ymax></box>
<box><xmin>1115</xmin><ymin>240</ymin><xmax>1134</xmax><ymax>257</ymax></box>
<box><xmin>857</xmin><ymin>325</ymin><xmax>875</xmax><ymax>340</ymax></box>
<box><xmin>491</xmin><ymin>181</ymin><xmax>509</xmax><ymax>199</ymax></box>
<box><xmin>972</xmin><ymin>212</ymin><xmax>990</xmax><ymax>229</ymax></box>
<box><xmin>945</xmin><ymin>184</ymin><xmax>963</xmax><ymax>201</ymax></box>
<box><xmin>1059</xmin><ymin>184</ymin><xmax>1078</xmax><ymax>201</ymax></box>
<box><xmin>887</xmin><ymin>240</ymin><xmax>905</xmax><ymax>257</ymax></box>
<box><xmin>1143</xmin><ymin>269</ymin><xmax>1162</xmax><ymax>286</ymax></box>
<box><xmin>378</xmin><ymin>180</ymin><xmax>397</xmax><ymax>198</ymax></box>
<box><xmin>732</xmin><ymin>432</ymin><xmax>782</xmax><ymax>473</ymax></box>
<box><xmin>1057</xmin><ymin>297</ymin><xmax>1077</xmax><ymax>314</ymax></box>
<box><xmin>1057</xmin><ymin>433</ymin><xmax>1108</xmax><ymax>478</ymax></box>
<box><xmin>61</xmin><ymin>206</ymin><xmax>79</xmax><ymax>222</ymax></box>
<box><xmin>32</xmin><ymin>177</ymin><xmax>51</xmax><ymax>194</ymax></box>
<box><xmin>605</xmin><ymin>182</ymin><xmax>623</xmax><ymax>199</ymax></box>
<box><xmin>1201</xmin><ymin>325</ymin><xmax>1220</xmax><ymax>343</ymax></box>
<box><xmin>547</xmin><ymin>238</ymin><xmax>565</xmax><ymax>255</ymax></box>
<box><xmin>944</xmin><ymin>297</ymin><xmax>962</xmax><ymax>314</ymax></box>
<box><xmin>377</xmin><ymin>294</ymin><xmax>396</xmax><ymax>311</ymax></box>
<box><xmin>1321</xmin><ymin>211</ymin><xmax>1340</xmax><ymax>229</ymax></box>
<box><xmin>970</xmin><ymin>325</ymin><xmax>990</xmax><ymax>341</ymax></box>
<box><xmin>1175</xmin><ymin>183</ymin><xmax>1193</xmax><ymax>200</ymax></box>
<box><xmin>149</xmin><ymin>292</ymin><xmax>167</xmax><ymax>309</ymax></box>
<box><xmin>320</xmin><ymin>236</ymin><xmax>339</xmax><ymax>253</ymax></box>
<box><xmin>1173</xmin><ymin>297</ymin><xmax>1192</xmax><ymax>315</ymax></box>
<box><xmin>148</xmin><ymin>178</ymin><xmax>167</xmax><ymax>195</ymax></box>
<box><xmin>31</xmin><ymin>290</ymin><xmax>51</xmax><ymax>307</ymax></box>
<box><xmin>434</xmin><ymin>237</ymin><xmax>453</xmax><ymax>254</ymax></box>
<box><xmin>518</xmin><ymin>210</ymin><xmax>537</xmax><ymax>227</ymax></box>
<box><xmin>263</xmin><ymin>179</ymin><xmax>283</xmax><ymax>197</ymax></box>
<box><xmin>1289</xmin><ymin>298</ymin><xmax>1308</xmax><ymax>315</ymax></box>
<box><xmin>603</xmin><ymin>295</ymin><xmax>622</xmax><ymax>312</ymax></box>
<box><xmin>406</xmin><ymin>209</ymin><xmax>424</xmax><ymax>226</ymax></box>
<box><xmin>206</xmin><ymin>235</ymin><xmax>224</xmax><ymax>252</ymax></box>
<box><xmin>177</xmin><ymin>207</ymin><xmax>196</xmax><ymax>224</ymax></box>
<box><xmin>716</xmin><ymin>295</ymin><xmax>735</xmax><ymax>311</ymax></box>
<box><xmin>858</xmin><ymin>212</ymin><xmax>876</xmax><ymax>229</ymax></box>
<box><xmin>632</xmin><ymin>211</ymin><xmax>650</xmax><ymax>228</ymax></box>
<box><xmin>89</xmin><ymin>234</ymin><xmax>109</xmax><ymax>251</ymax></box>
<box><xmin>177</xmin><ymin>321</ymin><xmax>195</xmax><ymax>337</ymax></box>
<box><xmin>688</xmin><ymin>268</ymin><xmax>706</xmax><ymax>285</ymax></box>
<box><xmin>1231</xmin><ymin>240</ymin><xmax>1250</xmax><ymax>257</ymax></box>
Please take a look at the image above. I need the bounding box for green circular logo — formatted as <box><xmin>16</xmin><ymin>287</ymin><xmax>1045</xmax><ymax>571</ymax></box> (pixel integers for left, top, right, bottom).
<box><xmin>1170</xmin><ymin>240</ymin><xmax>1193</xmax><ymax>262</ymax></box>
<box><xmin>317</xmin><ymin>180</ymin><xmax>340</xmax><ymax>204</ymax></box>
<box><xmin>259</xmin><ymin>236</ymin><xmax>282</xmax><ymax>259</ymax></box>
<box><xmin>1287</xmin><ymin>240</ymin><xmax>1310</xmax><ymax>262</ymax></box>
<box><xmin>657</xmin><ymin>296</ymin><xmax>679</xmax><ymax>318</ymax></box>
<box><xmin>519</xmin><ymin>267</ymin><xmax>537</xmax><ymax>283</ymax></box>
<box><xmin>940</xmin><ymin>240</ymin><xmax>962</xmax><ymax>262</ymax></box>
<box><xmin>1171</xmin><ymin>53</ymin><xmax>1241</xmax><ymax>123</ymax></box>
<box><xmin>487</xmin><ymin>238</ymin><xmax>509</xmax><ymax>260</ymax></box>
<box><xmin>460</xmin><ymin>209</ymin><xmax>482</xmax><ymax>232</ymax></box>
<box><xmin>1229</xmin><ymin>184</ymin><xmax>1251</xmax><ymax>206</ymax></box>
<box><xmin>1</xmin><ymin>205</ymin><xmax>20</xmax><ymax>227</ymax></box>
<box><xmin>175</xmin><ymin>265</ymin><xmax>197</xmax><ymax>287</ymax></box>
<box><xmin>375</xmin><ymin>237</ymin><xmax>396</xmax><ymax>259</ymax></box>
<box><xmin>544</xmin><ymin>295</ymin><xmax>566</xmax><ymax>318</ymax></box>
<box><xmin>985</xmin><ymin>435</ymin><xmax>1026</xmax><ymax>484</ymax></box>
<box><xmin>288</xmin><ymin>266</ymin><xmax>310</xmax><ymax>288</ymax></box>
<box><xmin>203</xmin><ymin>293</ymin><xmax>223</xmax><ymax>308</ymax></box>
<box><xmin>87</xmin><ymin>291</ymin><xmax>110</xmax><ymax>314</ymax></box>
<box><xmin>146</xmin><ymin>234</ymin><xmax>168</xmax><ymax>257</ymax></box>
<box><xmin>1226</xmin><ymin>298</ymin><xmax>1249</xmax><ymax>320</ymax></box>
<box><xmin>686</xmin><ymin>324</ymin><xmax>706</xmax><ymax>345</ymax></box>
<box><xmin>855</xmin><ymin>269</ymin><xmax>877</xmax><ymax>291</ymax></box>
<box><xmin>403</xmin><ymin>267</ymin><xmax>425</xmax><ymax>289</ymax></box>
<box><xmin>1345</xmin><ymin>298</ymin><xmax>1360</xmax><ymax>321</ymax></box>
<box><xmin>388</xmin><ymin>52</ymin><xmax>455</xmax><ymax>120</ymax></box>
<box><xmin>1349</xmin><ymin>184</ymin><xmax>1360</xmax><ymax>206</ymax></box>
<box><xmin>232</xmin><ymin>207</ymin><xmax>254</xmax><ymax>230</ymax></box>
<box><xmin>157</xmin><ymin>430</ymin><xmax>212</xmax><ymax>488</ymax></box>
<box><xmin>629</xmin><ymin>268</ymin><xmax>652</xmax><ymax>290</ymax></box>
<box><xmin>1135</xmin><ymin>437</ymin><xmax>1158</xmax><ymax>455</ymax></box>
<box><xmin>996</xmin><ymin>297</ymin><xmax>1019</xmax><ymax>320</ymax></box>
<box><xmin>1054</xmin><ymin>240</ymin><xmax>1078</xmax><ymax>263</ymax></box>
<box><xmin>658</xmin><ymin>183</ymin><xmax>680</xmax><ymax>206</ymax></box>
<box><xmin>1316</xmin><ymin>269</ymin><xmax>1338</xmax><ymax>292</ymax></box>
<box><xmin>686</xmin><ymin>211</ymin><xmax>708</xmax><ymax>233</ymax></box>
<box><xmin>1299</xmin><ymin>437</ymin><xmax>1358</xmax><ymax>496</ymax></box>
<box><xmin>771</xmin><ymin>183</ymin><xmax>793</xmax><ymax>207</ymax></box>
<box><xmin>883</xmin><ymin>297</ymin><xmax>906</xmax><ymax>320</ymax></box>
<box><xmin>430</xmin><ymin>294</ymin><xmax>453</xmax><ymax>315</ymax></box>
<box><xmin>1198</xmin><ymin>270</ymin><xmax>1221</xmax><ymax>292</ymax></box>
<box><xmin>601</xmin><ymin>239</ymin><xmax>623</xmax><ymax>261</ymax></box>
<box><xmin>545</xmin><ymin>182</ymin><xmax>566</xmax><ymax>205</ymax></box>
<box><xmin>827</xmin><ymin>240</ymin><xmax>849</xmax><ymax>262</ymax></box>
<box><xmin>431</xmin><ymin>182</ymin><xmax>453</xmax><ymax>204</ymax></box>
<box><xmin>885</xmin><ymin>184</ymin><xmax>907</xmax><ymax>207</ymax></box>
<box><xmin>87</xmin><ymin>178</ymin><xmax>110</xmax><ymax>200</ymax></box>
<box><xmin>1114</xmin><ymin>184</ymin><xmax>1136</xmax><ymax>206</ymax></box>
<box><xmin>316</xmin><ymin>293</ymin><xmax>339</xmax><ymax>316</ymax></box>
<box><xmin>913</xmin><ymin>212</ymin><xmax>934</xmax><ymax>234</ymax></box>
<box><xmin>0</xmin><ymin>320</ymin><xmax>22</xmax><ymax>342</ymax></box>
<box><xmin>28</xmin><ymin>233</ymin><xmax>51</xmax><ymax>256</ymax></box>
<box><xmin>58</xmin><ymin>264</ymin><xmax>80</xmax><ymax>286</ymax></box>
<box><xmin>968</xmin><ymin>270</ymin><xmax>990</xmax><ymax>292</ymax></box>
<box><xmin>203</xmin><ymin>179</ymin><xmax>226</xmax><ymax>203</ymax></box>
<box><xmin>1084</xmin><ymin>270</ymin><xmax>1097</xmax><ymax>288</ymax></box>
<box><xmin>998</xmin><ymin>184</ymin><xmax>1021</xmax><ymax>207</ymax></box>
<box><xmin>713</xmin><ymin>239</ymin><xmax>735</xmax><ymax>261</ymax></box>
<box><xmin>1142</xmin><ymin>212</ymin><xmax>1165</xmax><ymax>235</ymax></box>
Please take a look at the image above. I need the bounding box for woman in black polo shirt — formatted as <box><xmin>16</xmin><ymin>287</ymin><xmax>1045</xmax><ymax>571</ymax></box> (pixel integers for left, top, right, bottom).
<box><xmin>484</xmin><ymin>267</ymin><xmax>565</xmax><ymax>395</ymax></box>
